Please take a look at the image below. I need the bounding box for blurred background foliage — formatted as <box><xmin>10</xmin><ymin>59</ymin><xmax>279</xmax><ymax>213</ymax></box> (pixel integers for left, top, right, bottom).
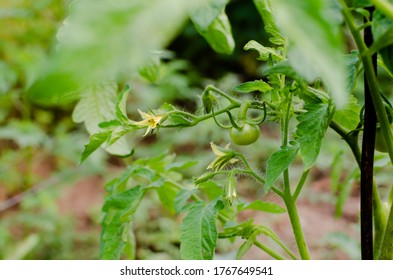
<box><xmin>0</xmin><ymin>0</ymin><xmax>392</xmax><ymax>260</ymax></box>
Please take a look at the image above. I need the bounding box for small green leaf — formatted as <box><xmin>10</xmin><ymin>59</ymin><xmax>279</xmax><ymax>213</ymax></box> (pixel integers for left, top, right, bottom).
<box><xmin>174</xmin><ymin>189</ymin><xmax>198</xmax><ymax>213</ymax></box>
<box><xmin>233</xmin><ymin>80</ymin><xmax>272</xmax><ymax>93</ymax></box>
<box><xmin>192</xmin><ymin>9</ymin><xmax>235</xmax><ymax>55</ymax></box>
<box><xmin>352</xmin><ymin>0</ymin><xmax>372</xmax><ymax>8</ymax></box>
<box><xmin>188</xmin><ymin>0</ymin><xmax>229</xmax><ymax>30</ymax></box>
<box><xmin>253</xmin><ymin>0</ymin><xmax>286</xmax><ymax>45</ymax></box>
<box><xmin>116</xmin><ymin>85</ymin><xmax>130</xmax><ymax>123</ymax></box>
<box><xmin>236</xmin><ymin>232</ymin><xmax>257</xmax><ymax>260</ymax></box>
<box><xmin>138</xmin><ymin>57</ymin><xmax>161</xmax><ymax>83</ymax></box>
<box><xmin>295</xmin><ymin>102</ymin><xmax>333</xmax><ymax>169</ymax></box>
<box><xmin>166</xmin><ymin>160</ymin><xmax>198</xmax><ymax>172</ymax></box>
<box><xmin>271</xmin><ymin>0</ymin><xmax>347</xmax><ymax>107</ymax></box>
<box><xmin>219</xmin><ymin>219</ymin><xmax>254</xmax><ymax>239</ymax></box>
<box><xmin>333</xmin><ymin>94</ymin><xmax>361</xmax><ymax>131</ymax></box>
<box><xmin>72</xmin><ymin>82</ymin><xmax>131</xmax><ymax>156</ymax></box>
<box><xmin>80</xmin><ymin>131</ymin><xmax>111</xmax><ymax>163</ymax></box>
<box><xmin>100</xmin><ymin>185</ymin><xmax>144</xmax><ymax>259</ymax></box>
<box><xmin>344</xmin><ymin>51</ymin><xmax>360</xmax><ymax>93</ymax></box>
<box><xmin>156</xmin><ymin>182</ymin><xmax>178</xmax><ymax>214</ymax></box>
<box><xmin>265</xmin><ymin>143</ymin><xmax>299</xmax><ymax>190</ymax></box>
<box><xmin>180</xmin><ymin>201</ymin><xmax>218</xmax><ymax>260</ymax></box>
<box><xmin>371</xmin><ymin>10</ymin><xmax>393</xmax><ymax>53</ymax></box>
<box><xmin>240</xmin><ymin>200</ymin><xmax>286</xmax><ymax>214</ymax></box>
<box><xmin>244</xmin><ymin>40</ymin><xmax>284</xmax><ymax>61</ymax></box>
<box><xmin>262</xmin><ymin>61</ymin><xmax>303</xmax><ymax>82</ymax></box>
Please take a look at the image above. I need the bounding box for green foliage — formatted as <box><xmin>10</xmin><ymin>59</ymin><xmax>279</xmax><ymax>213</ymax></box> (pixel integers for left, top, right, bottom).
<box><xmin>189</xmin><ymin>1</ymin><xmax>234</xmax><ymax>54</ymax></box>
<box><xmin>27</xmin><ymin>0</ymin><xmax>198</xmax><ymax>105</ymax></box>
<box><xmin>271</xmin><ymin>0</ymin><xmax>347</xmax><ymax>107</ymax></box>
<box><xmin>180</xmin><ymin>201</ymin><xmax>221</xmax><ymax>260</ymax></box>
<box><xmin>265</xmin><ymin>142</ymin><xmax>299</xmax><ymax>190</ymax></box>
<box><xmin>295</xmin><ymin>102</ymin><xmax>334</xmax><ymax>169</ymax></box>
<box><xmin>233</xmin><ymin>80</ymin><xmax>272</xmax><ymax>93</ymax></box>
<box><xmin>4</xmin><ymin>0</ymin><xmax>393</xmax><ymax>261</ymax></box>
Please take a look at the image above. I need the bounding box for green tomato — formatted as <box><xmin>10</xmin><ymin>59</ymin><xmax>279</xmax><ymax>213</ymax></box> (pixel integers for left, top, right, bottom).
<box><xmin>375</xmin><ymin>128</ymin><xmax>390</xmax><ymax>153</ymax></box>
<box><xmin>230</xmin><ymin>123</ymin><xmax>260</xmax><ymax>145</ymax></box>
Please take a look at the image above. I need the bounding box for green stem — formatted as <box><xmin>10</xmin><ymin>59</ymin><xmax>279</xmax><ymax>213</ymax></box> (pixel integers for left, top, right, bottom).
<box><xmin>206</xmin><ymin>85</ymin><xmax>240</xmax><ymax>104</ymax></box>
<box><xmin>281</xmin><ymin>94</ymin><xmax>311</xmax><ymax>260</ymax></box>
<box><xmin>373</xmin><ymin>181</ymin><xmax>387</xmax><ymax>258</ymax></box>
<box><xmin>293</xmin><ymin>169</ymin><xmax>310</xmax><ymax>201</ymax></box>
<box><xmin>253</xmin><ymin>240</ymin><xmax>286</xmax><ymax>260</ymax></box>
<box><xmin>380</xmin><ymin>205</ymin><xmax>393</xmax><ymax>259</ymax></box>
<box><xmin>283</xmin><ymin>196</ymin><xmax>311</xmax><ymax>259</ymax></box>
<box><xmin>370</xmin><ymin>0</ymin><xmax>393</xmax><ymax>20</ymax></box>
<box><xmin>329</xmin><ymin>121</ymin><xmax>362</xmax><ymax>167</ymax></box>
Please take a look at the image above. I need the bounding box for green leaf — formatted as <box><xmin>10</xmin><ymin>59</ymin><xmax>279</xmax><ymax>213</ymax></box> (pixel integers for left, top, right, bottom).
<box><xmin>156</xmin><ymin>182</ymin><xmax>178</xmax><ymax>214</ymax></box>
<box><xmin>271</xmin><ymin>0</ymin><xmax>347</xmax><ymax>107</ymax></box>
<box><xmin>233</xmin><ymin>80</ymin><xmax>272</xmax><ymax>93</ymax></box>
<box><xmin>236</xmin><ymin>232</ymin><xmax>257</xmax><ymax>259</ymax></box>
<box><xmin>188</xmin><ymin>0</ymin><xmax>229</xmax><ymax>30</ymax></box>
<box><xmin>27</xmin><ymin>0</ymin><xmax>196</xmax><ymax>104</ymax></box>
<box><xmin>335</xmin><ymin>168</ymin><xmax>359</xmax><ymax>217</ymax></box>
<box><xmin>239</xmin><ymin>201</ymin><xmax>286</xmax><ymax>214</ymax></box>
<box><xmin>138</xmin><ymin>55</ymin><xmax>161</xmax><ymax>83</ymax></box>
<box><xmin>197</xmin><ymin>181</ymin><xmax>223</xmax><ymax>200</ymax></box>
<box><xmin>244</xmin><ymin>40</ymin><xmax>284</xmax><ymax>61</ymax></box>
<box><xmin>352</xmin><ymin>0</ymin><xmax>372</xmax><ymax>8</ymax></box>
<box><xmin>166</xmin><ymin>160</ymin><xmax>198</xmax><ymax>172</ymax></box>
<box><xmin>344</xmin><ymin>50</ymin><xmax>360</xmax><ymax>93</ymax></box>
<box><xmin>100</xmin><ymin>185</ymin><xmax>144</xmax><ymax>259</ymax></box>
<box><xmin>72</xmin><ymin>82</ymin><xmax>131</xmax><ymax>156</ymax></box>
<box><xmin>219</xmin><ymin>220</ymin><xmax>255</xmax><ymax>239</ymax></box>
<box><xmin>295</xmin><ymin>102</ymin><xmax>333</xmax><ymax>169</ymax></box>
<box><xmin>371</xmin><ymin>10</ymin><xmax>393</xmax><ymax>53</ymax></box>
<box><xmin>262</xmin><ymin>61</ymin><xmax>303</xmax><ymax>82</ymax></box>
<box><xmin>330</xmin><ymin>149</ymin><xmax>344</xmax><ymax>194</ymax></box>
<box><xmin>116</xmin><ymin>85</ymin><xmax>130</xmax><ymax>124</ymax></box>
<box><xmin>265</xmin><ymin>143</ymin><xmax>299</xmax><ymax>190</ymax></box>
<box><xmin>252</xmin><ymin>0</ymin><xmax>286</xmax><ymax>45</ymax></box>
<box><xmin>332</xmin><ymin>94</ymin><xmax>361</xmax><ymax>131</ymax></box>
<box><xmin>180</xmin><ymin>201</ymin><xmax>218</xmax><ymax>259</ymax></box>
<box><xmin>192</xmin><ymin>9</ymin><xmax>235</xmax><ymax>55</ymax></box>
<box><xmin>174</xmin><ymin>189</ymin><xmax>198</xmax><ymax>213</ymax></box>
<box><xmin>80</xmin><ymin>131</ymin><xmax>111</xmax><ymax>163</ymax></box>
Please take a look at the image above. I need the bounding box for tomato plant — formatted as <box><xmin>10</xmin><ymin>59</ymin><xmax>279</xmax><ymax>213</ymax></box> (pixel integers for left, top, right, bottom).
<box><xmin>16</xmin><ymin>0</ymin><xmax>393</xmax><ymax>261</ymax></box>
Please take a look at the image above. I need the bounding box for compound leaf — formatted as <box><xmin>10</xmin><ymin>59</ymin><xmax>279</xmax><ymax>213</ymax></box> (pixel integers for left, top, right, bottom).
<box><xmin>180</xmin><ymin>201</ymin><xmax>219</xmax><ymax>260</ymax></box>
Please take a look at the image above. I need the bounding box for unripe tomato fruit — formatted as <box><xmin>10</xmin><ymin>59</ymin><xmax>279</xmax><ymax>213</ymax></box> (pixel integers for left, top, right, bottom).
<box><xmin>230</xmin><ymin>123</ymin><xmax>260</xmax><ymax>145</ymax></box>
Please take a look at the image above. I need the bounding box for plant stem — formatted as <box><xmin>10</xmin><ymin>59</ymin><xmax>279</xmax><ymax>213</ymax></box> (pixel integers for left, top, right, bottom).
<box><xmin>380</xmin><ymin>205</ymin><xmax>393</xmax><ymax>259</ymax></box>
<box><xmin>283</xmin><ymin>196</ymin><xmax>311</xmax><ymax>259</ymax></box>
<box><xmin>293</xmin><ymin>169</ymin><xmax>310</xmax><ymax>201</ymax></box>
<box><xmin>373</xmin><ymin>181</ymin><xmax>387</xmax><ymax>258</ymax></box>
<box><xmin>253</xmin><ymin>240</ymin><xmax>286</xmax><ymax>260</ymax></box>
<box><xmin>359</xmin><ymin>11</ymin><xmax>376</xmax><ymax>260</ymax></box>
<box><xmin>280</xmin><ymin>94</ymin><xmax>311</xmax><ymax>259</ymax></box>
<box><xmin>329</xmin><ymin>121</ymin><xmax>361</xmax><ymax>167</ymax></box>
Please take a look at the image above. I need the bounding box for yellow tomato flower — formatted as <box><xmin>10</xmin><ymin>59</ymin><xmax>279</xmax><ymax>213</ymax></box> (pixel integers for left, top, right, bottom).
<box><xmin>135</xmin><ymin>109</ymin><xmax>164</xmax><ymax>136</ymax></box>
<box><xmin>207</xmin><ymin>142</ymin><xmax>238</xmax><ymax>171</ymax></box>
